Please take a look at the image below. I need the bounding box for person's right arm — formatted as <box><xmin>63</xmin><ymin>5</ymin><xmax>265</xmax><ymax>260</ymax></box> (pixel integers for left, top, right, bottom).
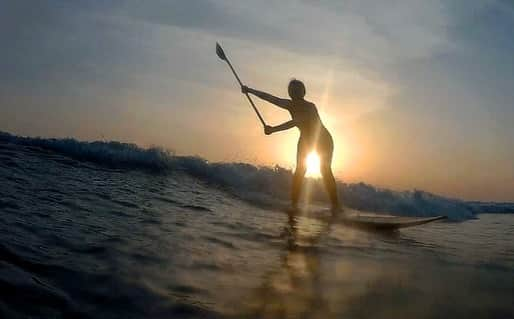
<box><xmin>242</xmin><ymin>86</ymin><xmax>290</xmax><ymax>110</ymax></box>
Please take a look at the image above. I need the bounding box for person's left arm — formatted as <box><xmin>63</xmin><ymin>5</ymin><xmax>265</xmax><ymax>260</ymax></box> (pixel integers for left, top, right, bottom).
<box><xmin>264</xmin><ymin>120</ymin><xmax>296</xmax><ymax>135</ymax></box>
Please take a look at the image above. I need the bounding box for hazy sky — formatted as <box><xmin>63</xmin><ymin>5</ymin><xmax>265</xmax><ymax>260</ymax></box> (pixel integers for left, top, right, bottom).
<box><xmin>1</xmin><ymin>0</ymin><xmax>513</xmax><ymax>201</ymax></box>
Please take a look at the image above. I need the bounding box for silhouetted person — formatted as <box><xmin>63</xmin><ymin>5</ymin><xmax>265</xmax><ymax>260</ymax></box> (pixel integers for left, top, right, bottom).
<box><xmin>242</xmin><ymin>79</ymin><xmax>341</xmax><ymax>211</ymax></box>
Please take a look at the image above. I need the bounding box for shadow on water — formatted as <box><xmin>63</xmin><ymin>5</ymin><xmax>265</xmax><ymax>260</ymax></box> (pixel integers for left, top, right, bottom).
<box><xmin>243</xmin><ymin>210</ymin><xmax>337</xmax><ymax>318</ymax></box>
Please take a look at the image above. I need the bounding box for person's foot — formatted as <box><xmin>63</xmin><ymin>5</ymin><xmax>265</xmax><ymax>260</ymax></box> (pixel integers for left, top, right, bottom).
<box><xmin>330</xmin><ymin>205</ymin><xmax>343</xmax><ymax>214</ymax></box>
<box><xmin>286</xmin><ymin>205</ymin><xmax>299</xmax><ymax>216</ymax></box>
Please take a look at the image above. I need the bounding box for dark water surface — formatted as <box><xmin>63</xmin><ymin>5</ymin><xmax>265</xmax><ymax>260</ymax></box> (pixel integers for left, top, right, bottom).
<box><xmin>1</xmin><ymin>141</ymin><xmax>513</xmax><ymax>318</ymax></box>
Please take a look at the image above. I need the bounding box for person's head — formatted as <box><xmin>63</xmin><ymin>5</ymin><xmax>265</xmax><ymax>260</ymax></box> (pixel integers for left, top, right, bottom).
<box><xmin>288</xmin><ymin>79</ymin><xmax>306</xmax><ymax>100</ymax></box>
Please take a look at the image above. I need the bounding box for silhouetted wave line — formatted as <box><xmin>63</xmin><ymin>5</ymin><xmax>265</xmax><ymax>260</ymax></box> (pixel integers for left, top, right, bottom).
<box><xmin>2</xmin><ymin>130</ymin><xmax>513</xmax><ymax>220</ymax></box>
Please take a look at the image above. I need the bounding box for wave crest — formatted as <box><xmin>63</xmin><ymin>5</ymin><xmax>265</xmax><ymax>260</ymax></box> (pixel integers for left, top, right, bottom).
<box><xmin>2</xmin><ymin>131</ymin><xmax>512</xmax><ymax>220</ymax></box>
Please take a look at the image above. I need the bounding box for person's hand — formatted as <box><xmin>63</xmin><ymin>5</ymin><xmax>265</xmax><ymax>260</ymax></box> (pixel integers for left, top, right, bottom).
<box><xmin>264</xmin><ymin>125</ymin><xmax>274</xmax><ymax>135</ymax></box>
<box><xmin>241</xmin><ymin>85</ymin><xmax>250</xmax><ymax>94</ymax></box>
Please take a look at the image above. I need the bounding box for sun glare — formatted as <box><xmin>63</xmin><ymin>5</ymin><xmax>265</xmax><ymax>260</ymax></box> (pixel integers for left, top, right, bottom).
<box><xmin>305</xmin><ymin>152</ymin><xmax>321</xmax><ymax>178</ymax></box>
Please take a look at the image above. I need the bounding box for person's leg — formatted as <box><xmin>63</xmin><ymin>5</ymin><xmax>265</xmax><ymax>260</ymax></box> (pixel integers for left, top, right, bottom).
<box><xmin>292</xmin><ymin>140</ymin><xmax>307</xmax><ymax>209</ymax></box>
<box><xmin>319</xmin><ymin>136</ymin><xmax>340</xmax><ymax>210</ymax></box>
<box><xmin>320</xmin><ymin>162</ymin><xmax>340</xmax><ymax>210</ymax></box>
<box><xmin>291</xmin><ymin>165</ymin><xmax>306</xmax><ymax>209</ymax></box>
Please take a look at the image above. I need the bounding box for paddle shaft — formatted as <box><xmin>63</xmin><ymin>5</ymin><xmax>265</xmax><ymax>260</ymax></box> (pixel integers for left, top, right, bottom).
<box><xmin>223</xmin><ymin>57</ymin><xmax>266</xmax><ymax>127</ymax></box>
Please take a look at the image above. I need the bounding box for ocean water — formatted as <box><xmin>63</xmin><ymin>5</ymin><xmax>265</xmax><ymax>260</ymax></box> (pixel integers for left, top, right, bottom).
<box><xmin>1</xmin><ymin>133</ymin><xmax>513</xmax><ymax>318</ymax></box>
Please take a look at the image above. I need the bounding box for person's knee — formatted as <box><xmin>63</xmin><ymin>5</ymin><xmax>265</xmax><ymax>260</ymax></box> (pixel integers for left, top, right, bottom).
<box><xmin>295</xmin><ymin>165</ymin><xmax>306</xmax><ymax>176</ymax></box>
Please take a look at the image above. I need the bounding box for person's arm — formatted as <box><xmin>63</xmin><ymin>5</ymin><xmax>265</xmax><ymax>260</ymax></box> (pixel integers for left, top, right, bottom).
<box><xmin>265</xmin><ymin>120</ymin><xmax>296</xmax><ymax>135</ymax></box>
<box><xmin>242</xmin><ymin>86</ymin><xmax>290</xmax><ymax>110</ymax></box>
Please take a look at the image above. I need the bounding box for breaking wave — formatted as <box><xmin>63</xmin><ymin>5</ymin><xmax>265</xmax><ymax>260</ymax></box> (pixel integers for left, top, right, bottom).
<box><xmin>2</xmin><ymin>131</ymin><xmax>512</xmax><ymax>220</ymax></box>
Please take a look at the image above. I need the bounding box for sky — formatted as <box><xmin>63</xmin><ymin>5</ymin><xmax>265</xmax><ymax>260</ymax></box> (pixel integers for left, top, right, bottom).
<box><xmin>1</xmin><ymin>0</ymin><xmax>513</xmax><ymax>201</ymax></box>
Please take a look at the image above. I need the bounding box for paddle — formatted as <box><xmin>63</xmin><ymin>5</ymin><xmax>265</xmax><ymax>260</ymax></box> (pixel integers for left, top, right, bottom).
<box><xmin>216</xmin><ymin>42</ymin><xmax>267</xmax><ymax>127</ymax></box>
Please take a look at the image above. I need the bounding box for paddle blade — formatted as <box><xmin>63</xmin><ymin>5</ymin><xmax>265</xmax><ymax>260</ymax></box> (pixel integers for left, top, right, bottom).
<box><xmin>216</xmin><ymin>42</ymin><xmax>226</xmax><ymax>60</ymax></box>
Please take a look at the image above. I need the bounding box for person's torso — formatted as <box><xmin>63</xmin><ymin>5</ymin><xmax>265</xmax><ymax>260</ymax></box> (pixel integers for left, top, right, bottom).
<box><xmin>289</xmin><ymin>100</ymin><xmax>328</xmax><ymax>141</ymax></box>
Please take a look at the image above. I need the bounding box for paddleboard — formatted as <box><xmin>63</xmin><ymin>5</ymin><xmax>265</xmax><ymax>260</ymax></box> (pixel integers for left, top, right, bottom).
<box><xmin>285</xmin><ymin>207</ymin><xmax>446</xmax><ymax>230</ymax></box>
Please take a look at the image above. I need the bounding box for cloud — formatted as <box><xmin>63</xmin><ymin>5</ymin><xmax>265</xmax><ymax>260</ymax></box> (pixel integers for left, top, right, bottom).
<box><xmin>112</xmin><ymin>0</ymin><xmax>453</xmax><ymax>67</ymax></box>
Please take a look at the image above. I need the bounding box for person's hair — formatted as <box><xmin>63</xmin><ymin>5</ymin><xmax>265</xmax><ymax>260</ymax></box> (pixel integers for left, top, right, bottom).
<box><xmin>288</xmin><ymin>79</ymin><xmax>306</xmax><ymax>99</ymax></box>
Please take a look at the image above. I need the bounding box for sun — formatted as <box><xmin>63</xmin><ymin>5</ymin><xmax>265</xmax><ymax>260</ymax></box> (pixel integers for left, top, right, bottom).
<box><xmin>305</xmin><ymin>152</ymin><xmax>321</xmax><ymax>178</ymax></box>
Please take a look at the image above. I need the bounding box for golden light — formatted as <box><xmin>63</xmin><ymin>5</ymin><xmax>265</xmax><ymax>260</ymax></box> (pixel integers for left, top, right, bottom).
<box><xmin>305</xmin><ymin>152</ymin><xmax>321</xmax><ymax>178</ymax></box>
